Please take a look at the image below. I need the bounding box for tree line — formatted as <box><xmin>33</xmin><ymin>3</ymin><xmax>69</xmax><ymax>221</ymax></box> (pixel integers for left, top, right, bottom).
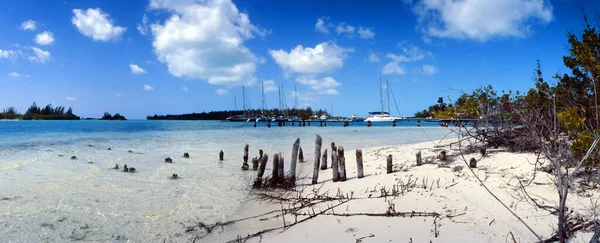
<box><xmin>147</xmin><ymin>107</ymin><xmax>330</xmax><ymax>120</ymax></box>
<box><xmin>0</xmin><ymin>103</ymin><xmax>80</xmax><ymax>120</ymax></box>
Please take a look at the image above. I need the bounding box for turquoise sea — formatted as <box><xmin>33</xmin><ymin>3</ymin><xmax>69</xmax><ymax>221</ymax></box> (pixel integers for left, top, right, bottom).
<box><xmin>0</xmin><ymin>120</ymin><xmax>453</xmax><ymax>242</ymax></box>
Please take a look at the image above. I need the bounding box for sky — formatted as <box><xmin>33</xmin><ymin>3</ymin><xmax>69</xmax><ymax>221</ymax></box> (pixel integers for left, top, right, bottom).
<box><xmin>0</xmin><ymin>0</ymin><xmax>598</xmax><ymax>119</ymax></box>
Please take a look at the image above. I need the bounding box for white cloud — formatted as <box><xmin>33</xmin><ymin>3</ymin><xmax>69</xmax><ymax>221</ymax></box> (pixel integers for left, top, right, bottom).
<box><xmin>358</xmin><ymin>27</ymin><xmax>375</xmax><ymax>39</ymax></box>
<box><xmin>215</xmin><ymin>88</ymin><xmax>229</xmax><ymax>95</ymax></box>
<box><xmin>21</xmin><ymin>20</ymin><xmax>36</xmax><ymax>31</ymax></box>
<box><xmin>410</xmin><ymin>0</ymin><xmax>553</xmax><ymax>42</ymax></box>
<box><xmin>137</xmin><ymin>14</ymin><xmax>149</xmax><ymax>35</ymax></box>
<box><xmin>367</xmin><ymin>51</ymin><xmax>380</xmax><ymax>63</ymax></box>
<box><xmin>422</xmin><ymin>64</ymin><xmax>437</xmax><ymax>75</ymax></box>
<box><xmin>262</xmin><ymin>80</ymin><xmax>277</xmax><ymax>93</ymax></box>
<box><xmin>296</xmin><ymin>76</ymin><xmax>341</xmax><ymax>95</ymax></box>
<box><xmin>65</xmin><ymin>96</ymin><xmax>78</xmax><ymax>101</ymax></box>
<box><xmin>382</xmin><ymin>62</ymin><xmax>406</xmax><ymax>75</ymax></box>
<box><xmin>7</xmin><ymin>72</ymin><xmax>29</xmax><ymax>78</ymax></box>
<box><xmin>0</xmin><ymin>49</ymin><xmax>21</xmax><ymax>60</ymax></box>
<box><xmin>129</xmin><ymin>64</ymin><xmax>147</xmax><ymax>74</ymax></box>
<box><xmin>143</xmin><ymin>84</ymin><xmax>154</xmax><ymax>91</ymax></box>
<box><xmin>335</xmin><ymin>22</ymin><xmax>355</xmax><ymax>36</ymax></box>
<box><xmin>114</xmin><ymin>93</ymin><xmax>123</xmax><ymax>97</ymax></box>
<box><xmin>28</xmin><ymin>47</ymin><xmax>51</xmax><ymax>63</ymax></box>
<box><xmin>181</xmin><ymin>86</ymin><xmax>188</xmax><ymax>92</ymax></box>
<box><xmin>150</xmin><ymin>0</ymin><xmax>266</xmax><ymax>86</ymax></box>
<box><xmin>269</xmin><ymin>42</ymin><xmax>353</xmax><ymax>75</ymax></box>
<box><xmin>72</xmin><ymin>8</ymin><xmax>126</xmax><ymax>41</ymax></box>
<box><xmin>35</xmin><ymin>31</ymin><xmax>55</xmax><ymax>45</ymax></box>
<box><xmin>315</xmin><ymin>17</ymin><xmax>330</xmax><ymax>34</ymax></box>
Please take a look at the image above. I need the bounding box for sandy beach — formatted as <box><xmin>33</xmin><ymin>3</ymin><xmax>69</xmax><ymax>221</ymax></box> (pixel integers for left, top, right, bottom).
<box><xmin>203</xmin><ymin>137</ymin><xmax>600</xmax><ymax>243</ymax></box>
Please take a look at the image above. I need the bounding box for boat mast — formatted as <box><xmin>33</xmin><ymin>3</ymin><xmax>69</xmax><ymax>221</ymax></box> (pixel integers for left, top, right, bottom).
<box><xmin>379</xmin><ymin>76</ymin><xmax>384</xmax><ymax>112</ymax></box>
<box><xmin>294</xmin><ymin>82</ymin><xmax>297</xmax><ymax>110</ymax></box>
<box><xmin>387</xmin><ymin>75</ymin><xmax>391</xmax><ymax>116</ymax></box>
<box><xmin>233</xmin><ymin>93</ymin><xmax>237</xmax><ymax>110</ymax></box>
<box><xmin>261</xmin><ymin>81</ymin><xmax>265</xmax><ymax>115</ymax></box>
<box><xmin>242</xmin><ymin>86</ymin><xmax>246</xmax><ymax>117</ymax></box>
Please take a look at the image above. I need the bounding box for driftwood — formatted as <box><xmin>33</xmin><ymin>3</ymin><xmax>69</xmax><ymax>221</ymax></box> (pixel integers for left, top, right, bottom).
<box><xmin>272</xmin><ymin>153</ymin><xmax>280</xmax><ymax>183</ymax></box>
<box><xmin>356</xmin><ymin>149</ymin><xmax>364</xmax><ymax>178</ymax></box>
<box><xmin>320</xmin><ymin>148</ymin><xmax>328</xmax><ymax>170</ymax></box>
<box><xmin>253</xmin><ymin>154</ymin><xmax>269</xmax><ymax>188</ymax></box>
<box><xmin>338</xmin><ymin>146</ymin><xmax>346</xmax><ymax>181</ymax></box>
<box><xmin>312</xmin><ymin>135</ymin><xmax>322</xmax><ymax>185</ymax></box>
<box><xmin>289</xmin><ymin>138</ymin><xmax>300</xmax><ymax>182</ymax></box>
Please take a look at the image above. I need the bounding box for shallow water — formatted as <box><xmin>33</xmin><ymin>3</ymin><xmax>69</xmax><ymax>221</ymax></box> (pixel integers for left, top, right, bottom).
<box><xmin>0</xmin><ymin>120</ymin><xmax>454</xmax><ymax>242</ymax></box>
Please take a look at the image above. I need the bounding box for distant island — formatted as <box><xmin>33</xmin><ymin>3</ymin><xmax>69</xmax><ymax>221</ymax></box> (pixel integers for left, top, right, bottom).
<box><xmin>101</xmin><ymin>112</ymin><xmax>127</xmax><ymax>120</ymax></box>
<box><xmin>0</xmin><ymin>103</ymin><xmax>80</xmax><ymax>120</ymax></box>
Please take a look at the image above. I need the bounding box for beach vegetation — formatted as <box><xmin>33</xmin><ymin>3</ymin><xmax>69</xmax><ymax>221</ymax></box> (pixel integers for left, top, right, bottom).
<box><xmin>0</xmin><ymin>106</ymin><xmax>22</xmax><ymax>119</ymax></box>
<box><xmin>21</xmin><ymin>102</ymin><xmax>80</xmax><ymax>120</ymax></box>
<box><xmin>101</xmin><ymin>112</ymin><xmax>127</xmax><ymax>120</ymax></box>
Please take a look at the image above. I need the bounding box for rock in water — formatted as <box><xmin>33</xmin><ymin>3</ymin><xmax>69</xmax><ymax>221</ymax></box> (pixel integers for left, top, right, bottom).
<box><xmin>165</xmin><ymin>157</ymin><xmax>173</xmax><ymax>163</ymax></box>
<box><xmin>183</xmin><ymin>152</ymin><xmax>190</xmax><ymax>158</ymax></box>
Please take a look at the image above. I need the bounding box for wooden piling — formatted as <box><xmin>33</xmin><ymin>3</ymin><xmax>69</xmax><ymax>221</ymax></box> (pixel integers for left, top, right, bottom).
<box><xmin>356</xmin><ymin>149</ymin><xmax>364</xmax><ymax>179</ymax></box>
<box><xmin>289</xmin><ymin>138</ymin><xmax>300</xmax><ymax>182</ymax></box>
<box><xmin>367</xmin><ymin>121</ymin><xmax>372</xmax><ymax>127</ymax></box>
<box><xmin>253</xmin><ymin>154</ymin><xmax>269</xmax><ymax>188</ymax></box>
<box><xmin>416</xmin><ymin>151</ymin><xmax>423</xmax><ymax>166</ymax></box>
<box><xmin>299</xmin><ymin>146</ymin><xmax>304</xmax><ymax>163</ymax></box>
<box><xmin>320</xmin><ymin>148</ymin><xmax>328</xmax><ymax>170</ymax></box>
<box><xmin>254</xmin><ymin>120</ymin><xmax>257</xmax><ymax>127</ymax></box>
<box><xmin>272</xmin><ymin>153</ymin><xmax>279</xmax><ymax>183</ymax></box>
<box><xmin>386</xmin><ymin>155</ymin><xmax>393</xmax><ymax>174</ymax></box>
<box><xmin>324</xmin><ymin>121</ymin><xmax>327</xmax><ymax>127</ymax></box>
<box><xmin>332</xmin><ymin>145</ymin><xmax>340</xmax><ymax>182</ymax></box>
<box><xmin>469</xmin><ymin>158</ymin><xmax>477</xmax><ymax>168</ymax></box>
<box><xmin>267</xmin><ymin>120</ymin><xmax>271</xmax><ymax>128</ymax></box>
<box><xmin>320</xmin><ymin>121</ymin><xmax>323</xmax><ymax>127</ymax></box>
<box><xmin>417</xmin><ymin>120</ymin><xmax>421</xmax><ymax>127</ymax></box>
<box><xmin>242</xmin><ymin>144</ymin><xmax>249</xmax><ymax>170</ymax></box>
<box><xmin>184</xmin><ymin>152</ymin><xmax>190</xmax><ymax>158</ymax></box>
<box><xmin>439</xmin><ymin>151</ymin><xmax>447</xmax><ymax>161</ymax></box>
<box><xmin>338</xmin><ymin>146</ymin><xmax>346</xmax><ymax>181</ymax></box>
<box><xmin>392</xmin><ymin>120</ymin><xmax>396</xmax><ymax>127</ymax></box>
<box><xmin>219</xmin><ymin>150</ymin><xmax>224</xmax><ymax>161</ymax></box>
<box><xmin>311</xmin><ymin>135</ymin><xmax>322</xmax><ymax>185</ymax></box>
<box><xmin>278</xmin><ymin>152</ymin><xmax>284</xmax><ymax>184</ymax></box>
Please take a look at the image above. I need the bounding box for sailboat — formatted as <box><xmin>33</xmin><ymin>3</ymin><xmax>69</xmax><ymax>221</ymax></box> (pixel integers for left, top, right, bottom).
<box><xmin>364</xmin><ymin>77</ymin><xmax>401</xmax><ymax>122</ymax></box>
<box><xmin>226</xmin><ymin>86</ymin><xmax>248</xmax><ymax>122</ymax></box>
<box><xmin>255</xmin><ymin>81</ymin><xmax>270</xmax><ymax>122</ymax></box>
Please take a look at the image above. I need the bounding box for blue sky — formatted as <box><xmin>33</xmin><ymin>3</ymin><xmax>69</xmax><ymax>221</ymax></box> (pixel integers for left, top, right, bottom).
<box><xmin>0</xmin><ymin>0</ymin><xmax>598</xmax><ymax>119</ymax></box>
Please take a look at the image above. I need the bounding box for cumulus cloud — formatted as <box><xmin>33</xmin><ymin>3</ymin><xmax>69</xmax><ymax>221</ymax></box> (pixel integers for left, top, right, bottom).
<box><xmin>149</xmin><ymin>0</ymin><xmax>266</xmax><ymax>86</ymax></box>
<box><xmin>315</xmin><ymin>17</ymin><xmax>331</xmax><ymax>34</ymax></box>
<box><xmin>72</xmin><ymin>8</ymin><xmax>126</xmax><ymax>41</ymax></box>
<box><xmin>335</xmin><ymin>22</ymin><xmax>355</xmax><ymax>36</ymax></box>
<box><xmin>382</xmin><ymin>62</ymin><xmax>406</xmax><ymax>75</ymax></box>
<box><xmin>65</xmin><ymin>96</ymin><xmax>78</xmax><ymax>101</ymax></box>
<box><xmin>21</xmin><ymin>20</ymin><xmax>36</xmax><ymax>31</ymax></box>
<box><xmin>422</xmin><ymin>64</ymin><xmax>437</xmax><ymax>75</ymax></box>
<box><xmin>358</xmin><ymin>27</ymin><xmax>375</xmax><ymax>39</ymax></box>
<box><xmin>382</xmin><ymin>42</ymin><xmax>431</xmax><ymax>75</ymax></box>
<box><xmin>296</xmin><ymin>76</ymin><xmax>341</xmax><ymax>95</ymax></box>
<box><xmin>263</xmin><ymin>80</ymin><xmax>277</xmax><ymax>93</ymax></box>
<box><xmin>137</xmin><ymin>14</ymin><xmax>149</xmax><ymax>35</ymax></box>
<box><xmin>181</xmin><ymin>86</ymin><xmax>188</xmax><ymax>92</ymax></box>
<box><xmin>0</xmin><ymin>49</ymin><xmax>21</xmax><ymax>60</ymax></box>
<box><xmin>215</xmin><ymin>88</ymin><xmax>229</xmax><ymax>95</ymax></box>
<box><xmin>7</xmin><ymin>72</ymin><xmax>29</xmax><ymax>78</ymax></box>
<box><xmin>1</xmin><ymin>47</ymin><xmax>50</xmax><ymax>63</ymax></box>
<box><xmin>35</xmin><ymin>31</ymin><xmax>55</xmax><ymax>45</ymax></box>
<box><xmin>367</xmin><ymin>51</ymin><xmax>381</xmax><ymax>63</ymax></box>
<box><xmin>410</xmin><ymin>0</ymin><xmax>553</xmax><ymax>41</ymax></box>
<box><xmin>129</xmin><ymin>64</ymin><xmax>147</xmax><ymax>74</ymax></box>
<box><xmin>28</xmin><ymin>47</ymin><xmax>51</xmax><ymax>63</ymax></box>
<box><xmin>269</xmin><ymin>42</ymin><xmax>353</xmax><ymax>75</ymax></box>
<box><xmin>143</xmin><ymin>84</ymin><xmax>154</xmax><ymax>91</ymax></box>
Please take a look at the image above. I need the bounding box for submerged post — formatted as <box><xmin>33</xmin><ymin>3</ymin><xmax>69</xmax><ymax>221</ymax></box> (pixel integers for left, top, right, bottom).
<box><xmin>386</xmin><ymin>154</ymin><xmax>393</xmax><ymax>174</ymax></box>
<box><xmin>272</xmin><ymin>153</ymin><xmax>280</xmax><ymax>183</ymax></box>
<box><xmin>253</xmin><ymin>154</ymin><xmax>269</xmax><ymax>188</ymax></box>
<box><xmin>299</xmin><ymin>146</ymin><xmax>304</xmax><ymax>163</ymax></box>
<box><xmin>320</xmin><ymin>148</ymin><xmax>328</xmax><ymax>170</ymax></box>
<box><xmin>416</xmin><ymin>151</ymin><xmax>423</xmax><ymax>166</ymax></box>
<box><xmin>242</xmin><ymin>144</ymin><xmax>249</xmax><ymax>170</ymax></box>
<box><xmin>356</xmin><ymin>149</ymin><xmax>364</xmax><ymax>179</ymax></box>
<box><xmin>338</xmin><ymin>146</ymin><xmax>346</xmax><ymax>181</ymax></box>
<box><xmin>219</xmin><ymin>150</ymin><xmax>224</xmax><ymax>161</ymax></box>
<box><xmin>312</xmin><ymin>135</ymin><xmax>322</xmax><ymax>185</ymax></box>
<box><xmin>289</xmin><ymin>138</ymin><xmax>300</xmax><ymax>182</ymax></box>
<box><xmin>367</xmin><ymin>121</ymin><xmax>372</xmax><ymax>127</ymax></box>
<box><xmin>332</xmin><ymin>145</ymin><xmax>339</xmax><ymax>182</ymax></box>
<box><xmin>267</xmin><ymin>120</ymin><xmax>271</xmax><ymax>128</ymax></box>
<box><xmin>392</xmin><ymin>120</ymin><xmax>396</xmax><ymax>127</ymax></box>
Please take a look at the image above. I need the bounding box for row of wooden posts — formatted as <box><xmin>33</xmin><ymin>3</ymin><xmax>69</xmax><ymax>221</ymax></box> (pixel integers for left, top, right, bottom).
<box><xmin>229</xmin><ymin>135</ymin><xmax>481</xmax><ymax>188</ymax></box>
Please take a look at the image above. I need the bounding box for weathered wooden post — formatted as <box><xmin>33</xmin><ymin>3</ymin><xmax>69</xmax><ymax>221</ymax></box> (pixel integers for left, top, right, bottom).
<box><xmin>259</xmin><ymin>149</ymin><xmax>263</xmax><ymax>159</ymax></box>
<box><xmin>332</xmin><ymin>145</ymin><xmax>340</xmax><ymax>182</ymax></box>
<box><xmin>272</xmin><ymin>153</ymin><xmax>280</xmax><ymax>183</ymax></box>
<box><xmin>299</xmin><ymin>147</ymin><xmax>304</xmax><ymax>162</ymax></box>
<box><xmin>242</xmin><ymin>144</ymin><xmax>249</xmax><ymax>170</ymax></box>
<box><xmin>469</xmin><ymin>158</ymin><xmax>477</xmax><ymax>168</ymax></box>
<box><xmin>392</xmin><ymin>120</ymin><xmax>396</xmax><ymax>127</ymax></box>
<box><xmin>367</xmin><ymin>121</ymin><xmax>372</xmax><ymax>127</ymax></box>
<box><xmin>219</xmin><ymin>150</ymin><xmax>224</xmax><ymax>161</ymax></box>
<box><xmin>439</xmin><ymin>150</ymin><xmax>447</xmax><ymax>161</ymax></box>
<box><xmin>416</xmin><ymin>151</ymin><xmax>423</xmax><ymax>166</ymax></box>
<box><xmin>324</xmin><ymin>121</ymin><xmax>327</xmax><ymax>127</ymax></box>
<box><xmin>386</xmin><ymin>154</ymin><xmax>393</xmax><ymax>174</ymax></box>
<box><xmin>278</xmin><ymin>152</ymin><xmax>284</xmax><ymax>184</ymax></box>
<box><xmin>338</xmin><ymin>146</ymin><xmax>346</xmax><ymax>181</ymax></box>
<box><xmin>356</xmin><ymin>149</ymin><xmax>364</xmax><ymax>179</ymax></box>
<box><xmin>289</xmin><ymin>138</ymin><xmax>300</xmax><ymax>182</ymax></box>
<box><xmin>320</xmin><ymin>121</ymin><xmax>323</xmax><ymax>127</ymax></box>
<box><xmin>320</xmin><ymin>148</ymin><xmax>328</xmax><ymax>170</ymax></box>
<box><xmin>292</xmin><ymin>121</ymin><xmax>295</xmax><ymax>126</ymax></box>
<box><xmin>254</xmin><ymin>120</ymin><xmax>257</xmax><ymax>127</ymax></box>
<box><xmin>312</xmin><ymin>135</ymin><xmax>322</xmax><ymax>185</ymax></box>
<box><xmin>417</xmin><ymin>120</ymin><xmax>421</xmax><ymax>127</ymax></box>
<box><xmin>267</xmin><ymin>120</ymin><xmax>271</xmax><ymax>128</ymax></box>
<box><xmin>184</xmin><ymin>152</ymin><xmax>190</xmax><ymax>158</ymax></box>
<box><xmin>253</xmin><ymin>154</ymin><xmax>269</xmax><ymax>188</ymax></box>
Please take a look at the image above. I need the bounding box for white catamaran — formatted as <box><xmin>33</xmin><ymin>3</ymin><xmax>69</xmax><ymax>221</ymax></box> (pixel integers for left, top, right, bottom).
<box><xmin>364</xmin><ymin>77</ymin><xmax>402</xmax><ymax>122</ymax></box>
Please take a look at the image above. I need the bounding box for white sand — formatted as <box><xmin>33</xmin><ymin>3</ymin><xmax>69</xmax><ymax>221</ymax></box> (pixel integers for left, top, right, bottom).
<box><xmin>208</xmin><ymin>138</ymin><xmax>599</xmax><ymax>243</ymax></box>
